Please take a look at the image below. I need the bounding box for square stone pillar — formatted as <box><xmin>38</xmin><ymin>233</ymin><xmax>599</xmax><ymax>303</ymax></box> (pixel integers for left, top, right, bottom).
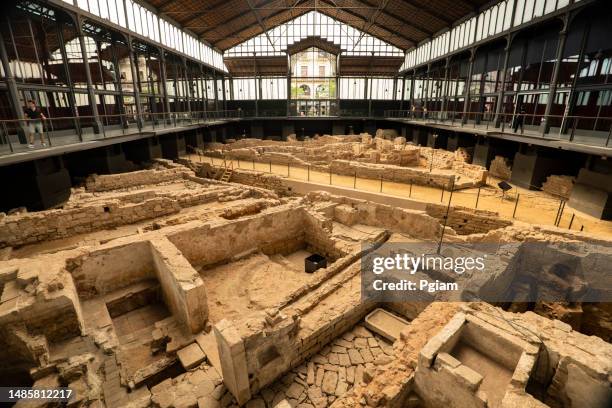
<box><xmin>214</xmin><ymin>320</ymin><xmax>251</xmax><ymax>405</ymax></box>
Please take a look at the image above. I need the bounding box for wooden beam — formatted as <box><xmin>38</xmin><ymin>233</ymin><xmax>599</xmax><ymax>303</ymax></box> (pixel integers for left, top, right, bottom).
<box><xmin>396</xmin><ymin>0</ymin><xmax>455</xmax><ymax>26</ymax></box>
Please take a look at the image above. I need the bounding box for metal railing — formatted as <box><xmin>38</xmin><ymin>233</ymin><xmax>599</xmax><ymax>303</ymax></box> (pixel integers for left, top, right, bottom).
<box><xmin>384</xmin><ymin>109</ymin><xmax>612</xmax><ymax>147</ymax></box>
<box><xmin>0</xmin><ymin>110</ymin><xmax>243</xmax><ymax>155</ymax></box>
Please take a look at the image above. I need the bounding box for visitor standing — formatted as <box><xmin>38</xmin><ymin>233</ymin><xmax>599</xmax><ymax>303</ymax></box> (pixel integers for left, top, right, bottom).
<box><xmin>513</xmin><ymin>106</ymin><xmax>525</xmax><ymax>134</ymax></box>
<box><xmin>25</xmin><ymin>100</ymin><xmax>46</xmax><ymax>148</ymax></box>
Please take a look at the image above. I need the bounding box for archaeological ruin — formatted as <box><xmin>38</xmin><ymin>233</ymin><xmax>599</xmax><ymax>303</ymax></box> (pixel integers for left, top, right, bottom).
<box><xmin>0</xmin><ymin>131</ymin><xmax>610</xmax><ymax>408</ymax></box>
<box><xmin>1</xmin><ymin>1</ymin><xmax>611</xmax><ymax>406</ymax></box>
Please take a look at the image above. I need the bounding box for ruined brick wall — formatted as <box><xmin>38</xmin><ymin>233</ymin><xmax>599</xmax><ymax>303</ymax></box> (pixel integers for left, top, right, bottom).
<box><xmin>302</xmin><ymin>208</ymin><xmax>345</xmax><ymax>260</ymax></box>
<box><xmin>223</xmin><ymin>267</ymin><xmax>377</xmax><ymax>401</ymax></box>
<box><xmin>284</xmin><ymin>297</ymin><xmax>376</xmax><ymax>377</ymax></box>
<box><xmin>454</xmin><ymin>147</ymin><xmax>473</xmax><ymax>163</ymax></box>
<box><xmin>489</xmin><ymin>156</ymin><xmax>512</xmax><ymax>180</ymax></box>
<box><xmin>167</xmin><ymin>205</ymin><xmax>306</xmax><ymax>268</ymax></box>
<box><xmin>376</xmin><ymin>147</ymin><xmax>420</xmax><ymax>167</ymax></box>
<box><xmin>329</xmin><ymin>160</ymin><xmax>457</xmax><ymax>189</ymax></box>
<box><xmin>229</xmin><ymin>169</ymin><xmax>292</xmax><ymax>196</ymax></box>
<box><xmin>0</xmin><ymin>198</ymin><xmax>180</xmax><ymax>248</ymax></box>
<box><xmin>306</xmin><ymin>192</ymin><xmax>443</xmax><ymax>241</ymax></box>
<box><xmin>222</xmin><ymin>142</ymin><xmax>358</xmax><ymax>166</ymax></box>
<box><xmin>542</xmin><ymin>175</ymin><xmax>575</xmax><ymax>198</ymax></box>
<box><xmin>419</xmin><ymin>147</ymin><xmax>455</xmax><ymax>169</ymax></box>
<box><xmin>452</xmin><ymin>162</ymin><xmax>488</xmax><ymax>185</ymax></box>
<box><xmin>425</xmin><ymin>204</ymin><xmax>512</xmax><ymax>235</ymax></box>
<box><xmin>67</xmin><ymin>240</ymin><xmax>157</xmax><ymax>299</ymax></box>
<box><xmin>0</xmin><ymin>264</ymin><xmax>82</xmax><ymax>343</ymax></box>
<box><xmin>375</xmin><ymin>129</ymin><xmax>399</xmax><ymax>139</ymax></box>
<box><xmin>418</xmin><ymin>147</ymin><xmax>487</xmax><ymax>184</ymax></box>
<box><xmin>85</xmin><ymin>167</ymin><xmax>188</xmax><ymax>192</ymax></box>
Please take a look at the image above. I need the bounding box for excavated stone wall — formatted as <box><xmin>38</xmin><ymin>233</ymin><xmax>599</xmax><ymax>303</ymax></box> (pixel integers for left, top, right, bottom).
<box><xmin>229</xmin><ymin>169</ymin><xmax>292</xmax><ymax>195</ymax></box>
<box><xmin>201</xmin><ymin>133</ymin><xmax>488</xmax><ymax>188</ymax></box>
<box><xmin>329</xmin><ymin>302</ymin><xmax>612</xmax><ymax>408</ymax></box>
<box><xmin>418</xmin><ymin>147</ymin><xmax>456</xmax><ymax>169</ymax></box>
<box><xmin>167</xmin><ymin>205</ymin><xmax>307</xmax><ymax>268</ymax></box>
<box><xmin>67</xmin><ymin>241</ymin><xmax>156</xmax><ymax>299</ymax></box>
<box><xmin>0</xmin><ymin>168</ymin><xmax>265</xmax><ymax>248</ymax></box>
<box><xmin>489</xmin><ymin>155</ymin><xmax>512</xmax><ymax>180</ymax></box>
<box><xmin>329</xmin><ymin>160</ymin><xmax>458</xmax><ymax>189</ymax></box>
<box><xmin>542</xmin><ymin>174</ymin><xmax>575</xmax><ymax>198</ymax></box>
<box><xmin>304</xmin><ymin>191</ymin><xmax>443</xmax><ymax>241</ymax></box>
<box><xmin>214</xmin><ymin>259</ymin><xmax>377</xmax><ymax>404</ymax></box>
<box><xmin>0</xmin><ymin>197</ymin><xmax>180</xmax><ymax>248</ymax></box>
<box><xmin>425</xmin><ymin>203</ymin><xmax>513</xmax><ymax>235</ymax></box>
<box><xmin>85</xmin><ymin>165</ymin><xmax>188</xmax><ymax>192</ymax></box>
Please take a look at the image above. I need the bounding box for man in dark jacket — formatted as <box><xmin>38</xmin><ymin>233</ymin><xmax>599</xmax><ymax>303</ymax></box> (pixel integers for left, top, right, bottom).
<box><xmin>25</xmin><ymin>100</ymin><xmax>47</xmax><ymax>148</ymax></box>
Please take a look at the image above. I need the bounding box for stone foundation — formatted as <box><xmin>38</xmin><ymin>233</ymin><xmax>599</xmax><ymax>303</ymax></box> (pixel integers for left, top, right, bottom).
<box><xmin>489</xmin><ymin>155</ymin><xmax>512</xmax><ymax>180</ymax></box>
<box><xmin>200</xmin><ymin>132</ymin><xmax>488</xmax><ymax>189</ymax></box>
<box><xmin>542</xmin><ymin>174</ymin><xmax>575</xmax><ymax>198</ymax></box>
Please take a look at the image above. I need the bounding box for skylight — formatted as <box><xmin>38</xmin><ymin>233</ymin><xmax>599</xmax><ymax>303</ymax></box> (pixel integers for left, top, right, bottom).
<box><xmin>225</xmin><ymin>11</ymin><xmax>404</xmax><ymax>58</ymax></box>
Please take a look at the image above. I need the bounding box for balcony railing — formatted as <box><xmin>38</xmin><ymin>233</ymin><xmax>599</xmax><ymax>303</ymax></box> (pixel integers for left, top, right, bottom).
<box><xmin>0</xmin><ymin>110</ymin><xmax>243</xmax><ymax>156</ymax></box>
<box><xmin>384</xmin><ymin>110</ymin><xmax>612</xmax><ymax>148</ymax></box>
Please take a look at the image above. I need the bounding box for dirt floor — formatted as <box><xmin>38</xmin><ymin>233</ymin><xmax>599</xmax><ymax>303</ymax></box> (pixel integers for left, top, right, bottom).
<box><xmin>198</xmin><ymin>250</ymin><xmax>317</xmax><ymax>323</ymax></box>
<box><xmin>192</xmin><ymin>155</ymin><xmax>612</xmax><ymax>238</ymax></box>
<box><xmin>112</xmin><ymin>303</ymin><xmax>170</xmax><ymax>342</ymax></box>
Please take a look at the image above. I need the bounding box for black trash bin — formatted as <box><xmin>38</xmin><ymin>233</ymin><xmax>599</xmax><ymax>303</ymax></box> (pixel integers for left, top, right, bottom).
<box><xmin>305</xmin><ymin>254</ymin><xmax>327</xmax><ymax>273</ymax></box>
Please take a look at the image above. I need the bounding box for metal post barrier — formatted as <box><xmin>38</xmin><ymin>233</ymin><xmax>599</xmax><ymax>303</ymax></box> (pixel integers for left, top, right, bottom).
<box><xmin>580</xmin><ymin>225</ymin><xmax>584</xmax><ymax>232</ymax></box>
<box><xmin>441</xmin><ymin>186</ymin><xmax>445</xmax><ymax>202</ymax></box>
<box><xmin>269</xmin><ymin>160</ymin><xmax>272</xmax><ymax>173</ymax></box>
<box><xmin>556</xmin><ymin>200</ymin><xmax>566</xmax><ymax>227</ymax></box>
<box><xmin>380</xmin><ymin>176</ymin><xmax>383</xmax><ymax>193</ymax></box>
<box><xmin>252</xmin><ymin>159</ymin><xmax>255</xmax><ymax>170</ymax></box>
<box><xmin>353</xmin><ymin>172</ymin><xmax>357</xmax><ymax>189</ymax></box>
<box><xmin>512</xmin><ymin>194</ymin><xmax>520</xmax><ymax>218</ymax></box>
<box><xmin>568</xmin><ymin>213</ymin><xmax>575</xmax><ymax>230</ymax></box>
<box><xmin>409</xmin><ymin>181</ymin><xmax>412</xmax><ymax>197</ymax></box>
<box><xmin>554</xmin><ymin>199</ymin><xmax>563</xmax><ymax>226</ymax></box>
<box><xmin>288</xmin><ymin>163</ymin><xmax>290</xmax><ymax>177</ymax></box>
<box><xmin>437</xmin><ymin>177</ymin><xmax>455</xmax><ymax>254</ymax></box>
<box><xmin>308</xmin><ymin>165</ymin><xmax>310</xmax><ymax>181</ymax></box>
<box><xmin>475</xmin><ymin>186</ymin><xmax>481</xmax><ymax>209</ymax></box>
<box><xmin>329</xmin><ymin>168</ymin><xmax>332</xmax><ymax>185</ymax></box>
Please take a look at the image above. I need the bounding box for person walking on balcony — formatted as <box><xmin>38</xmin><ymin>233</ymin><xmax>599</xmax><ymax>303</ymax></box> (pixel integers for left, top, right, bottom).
<box><xmin>25</xmin><ymin>100</ymin><xmax>46</xmax><ymax>148</ymax></box>
<box><xmin>513</xmin><ymin>106</ymin><xmax>525</xmax><ymax>134</ymax></box>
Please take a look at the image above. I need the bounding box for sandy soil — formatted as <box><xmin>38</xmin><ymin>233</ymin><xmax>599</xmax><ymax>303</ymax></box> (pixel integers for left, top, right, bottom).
<box><xmin>199</xmin><ymin>250</ymin><xmax>318</xmax><ymax>323</ymax></box>
<box><xmin>196</xmin><ymin>156</ymin><xmax>612</xmax><ymax>238</ymax></box>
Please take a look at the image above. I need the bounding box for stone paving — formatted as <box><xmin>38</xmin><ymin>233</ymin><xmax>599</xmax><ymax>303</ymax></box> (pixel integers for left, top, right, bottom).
<box><xmin>247</xmin><ymin>324</ymin><xmax>395</xmax><ymax>408</ymax></box>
